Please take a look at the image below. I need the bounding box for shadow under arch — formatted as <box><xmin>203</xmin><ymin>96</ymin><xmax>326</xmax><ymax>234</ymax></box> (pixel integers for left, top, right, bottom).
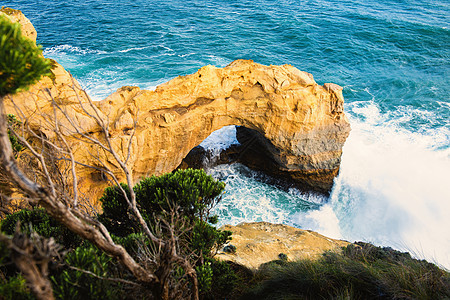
<box><xmin>178</xmin><ymin>125</ymin><xmax>336</xmax><ymax>195</ymax></box>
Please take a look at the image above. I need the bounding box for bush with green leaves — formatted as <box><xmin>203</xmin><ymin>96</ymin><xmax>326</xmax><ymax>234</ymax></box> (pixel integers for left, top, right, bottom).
<box><xmin>204</xmin><ymin>258</ymin><xmax>249</xmax><ymax>300</ymax></box>
<box><xmin>51</xmin><ymin>246</ymin><xmax>124</xmax><ymax>300</ymax></box>
<box><xmin>1</xmin><ymin>169</ymin><xmax>232</xmax><ymax>298</ymax></box>
<box><xmin>98</xmin><ymin>168</ymin><xmax>231</xmax><ymax>256</ymax></box>
<box><xmin>0</xmin><ymin>208</ymin><xmax>81</xmax><ymax>249</ymax></box>
<box><xmin>0</xmin><ymin>240</ymin><xmax>34</xmax><ymax>299</ymax></box>
<box><xmin>0</xmin><ymin>274</ymin><xmax>34</xmax><ymax>300</ymax></box>
<box><xmin>98</xmin><ymin>168</ymin><xmax>232</xmax><ymax>295</ymax></box>
<box><xmin>0</xmin><ymin>210</ymin><xmax>128</xmax><ymax>300</ymax></box>
<box><xmin>6</xmin><ymin>114</ymin><xmax>24</xmax><ymax>155</ymax></box>
<box><xmin>0</xmin><ymin>14</ymin><xmax>51</xmax><ymax>97</ymax></box>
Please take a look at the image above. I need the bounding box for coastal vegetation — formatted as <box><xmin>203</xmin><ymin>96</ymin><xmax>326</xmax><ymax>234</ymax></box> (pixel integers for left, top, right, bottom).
<box><xmin>0</xmin><ymin>14</ymin><xmax>51</xmax><ymax>96</ymax></box>
<box><xmin>241</xmin><ymin>243</ymin><xmax>450</xmax><ymax>299</ymax></box>
<box><xmin>1</xmin><ymin>207</ymin><xmax>449</xmax><ymax>300</ymax></box>
<box><xmin>0</xmin><ymin>169</ymin><xmax>234</xmax><ymax>299</ymax></box>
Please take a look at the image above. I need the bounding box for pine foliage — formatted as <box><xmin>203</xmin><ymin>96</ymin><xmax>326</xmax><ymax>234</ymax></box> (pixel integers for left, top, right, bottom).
<box><xmin>0</xmin><ymin>14</ymin><xmax>51</xmax><ymax>97</ymax></box>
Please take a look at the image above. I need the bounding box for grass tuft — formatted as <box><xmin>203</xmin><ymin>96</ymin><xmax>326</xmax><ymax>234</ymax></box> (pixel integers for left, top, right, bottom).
<box><xmin>241</xmin><ymin>242</ymin><xmax>450</xmax><ymax>300</ymax></box>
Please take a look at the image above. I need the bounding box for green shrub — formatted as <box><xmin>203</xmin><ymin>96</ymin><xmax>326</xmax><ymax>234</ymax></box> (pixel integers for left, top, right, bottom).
<box><xmin>98</xmin><ymin>169</ymin><xmax>232</xmax><ymax>296</ymax></box>
<box><xmin>6</xmin><ymin>114</ymin><xmax>24</xmax><ymax>155</ymax></box>
<box><xmin>196</xmin><ymin>261</ymin><xmax>213</xmax><ymax>293</ymax></box>
<box><xmin>131</xmin><ymin>168</ymin><xmax>226</xmax><ymax>235</ymax></box>
<box><xmin>0</xmin><ymin>274</ymin><xmax>34</xmax><ymax>300</ymax></box>
<box><xmin>98</xmin><ymin>169</ymin><xmax>231</xmax><ymax>257</ymax></box>
<box><xmin>1</xmin><ymin>169</ymin><xmax>232</xmax><ymax>298</ymax></box>
<box><xmin>241</xmin><ymin>243</ymin><xmax>450</xmax><ymax>300</ymax></box>
<box><xmin>205</xmin><ymin>259</ymin><xmax>241</xmax><ymax>300</ymax></box>
<box><xmin>191</xmin><ymin>218</ymin><xmax>231</xmax><ymax>257</ymax></box>
<box><xmin>0</xmin><ymin>14</ymin><xmax>51</xmax><ymax>97</ymax></box>
<box><xmin>98</xmin><ymin>183</ymin><xmax>137</xmax><ymax>237</ymax></box>
<box><xmin>0</xmin><ymin>241</ymin><xmax>34</xmax><ymax>299</ymax></box>
<box><xmin>51</xmin><ymin>246</ymin><xmax>123</xmax><ymax>300</ymax></box>
<box><xmin>0</xmin><ymin>208</ymin><xmax>82</xmax><ymax>249</ymax></box>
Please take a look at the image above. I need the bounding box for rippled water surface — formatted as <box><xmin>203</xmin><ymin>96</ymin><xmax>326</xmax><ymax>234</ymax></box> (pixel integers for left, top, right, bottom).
<box><xmin>3</xmin><ymin>0</ymin><xmax>449</xmax><ymax>268</ymax></box>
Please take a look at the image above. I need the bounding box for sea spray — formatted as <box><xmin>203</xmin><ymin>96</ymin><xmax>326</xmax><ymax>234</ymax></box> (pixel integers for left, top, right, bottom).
<box><xmin>200</xmin><ymin>126</ymin><xmax>239</xmax><ymax>167</ymax></box>
<box><xmin>208</xmin><ymin>163</ymin><xmax>324</xmax><ymax>228</ymax></box>
<box><xmin>200</xmin><ymin>127</ymin><xmax>331</xmax><ymax>231</ymax></box>
<box><xmin>331</xmin><ymin>101</ymin><xmax>450</xmax><ymax>269</ymax></box>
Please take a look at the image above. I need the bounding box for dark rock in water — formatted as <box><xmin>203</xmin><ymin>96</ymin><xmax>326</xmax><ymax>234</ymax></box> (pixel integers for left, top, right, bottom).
<box><xmin>177</xmin><ymin>146</ymin><xmax>207</xmax><ymax>170</ymax></box>
<box><xmin>178</xmin><ymin>126</ymin><xmax>336</xmax><ymax>195</ymax></box>
<box><xmin>235</xmin><ymin>126</ymin><xmax>336</xmax><ymax>195</ymax></box>
<box><xmin>177</xmin><ymin>144</ymin><xmax>242</xmax><ymax>170</ymax></box>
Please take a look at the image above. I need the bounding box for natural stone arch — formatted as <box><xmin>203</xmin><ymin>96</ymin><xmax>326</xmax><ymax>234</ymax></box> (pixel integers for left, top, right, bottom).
<box><xmin>7</xmin><ymin>57</ymin><xmax>350</xmax><ymax>201</ymax></box>
<box><xmin>95</xmin><ymin>60</ymin><xmax>350</xmax><ymax>195</ymax></box>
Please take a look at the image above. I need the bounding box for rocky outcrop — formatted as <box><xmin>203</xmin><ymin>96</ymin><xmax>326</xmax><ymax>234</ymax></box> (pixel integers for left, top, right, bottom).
<box><xmin>94</xmin><ymin>60</ymin><xmax>350</xmax><ymax>196</ymax></box>
<box><xmin>4</xmin><ymin>9</ymin><xmax>350</xmax><ymax>201</ymax></box>
<box><xmin>1</xmin><ymin>7</ymin><xmax>91</xmax><ymax>122</ymax></box>
<box><xmin>1</xmin><ymin>7</ymin><xmax>37</xmax><ymax>43</ymax></box>
<box><xmin>217</xmin><ymin>222</ymin><xmax>349</xmax><ymax>269</ymax></box>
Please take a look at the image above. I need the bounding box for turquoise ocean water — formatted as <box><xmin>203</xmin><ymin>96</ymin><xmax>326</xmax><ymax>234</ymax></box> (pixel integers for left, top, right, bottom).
<box><xmin>3</xmin><ymin>0</ymin><xmax>449</xmax><ymax>269</ymax></box>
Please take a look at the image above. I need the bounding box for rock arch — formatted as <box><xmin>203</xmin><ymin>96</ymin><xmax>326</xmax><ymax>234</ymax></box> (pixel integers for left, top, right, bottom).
<box><xmin>6</xmin><ymin>57</ymin><xmax>350</xmax><ymax>200</ymax></box>
<box><xmin>96</xmin><ymin>60</ymin><xmax>350</xmax><ymax>194</ymax></box>
<box><xmin>5</xmin><ymin>10</ymin><xmax>350</xmax><ymax>202</ymax></box>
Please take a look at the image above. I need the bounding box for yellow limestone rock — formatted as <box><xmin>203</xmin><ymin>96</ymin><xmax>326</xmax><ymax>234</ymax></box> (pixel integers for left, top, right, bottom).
<box><xmin>4</xmin><ymin>9</ymin><xmax>351</xmax><ymax>202</ymax></box>
<box><xmin>97</xmin><ymin>59</ymin><xmax>350</xmax><ymax>195</ymax></box>
<box><xmin>217</xmin><ymin>222</ymin><xmax>349</xmax><ymax>269</ymax></box>
<box><xmin>1</xmin><ymin>7</ymin><xmax>94</xmax><ymax>132</ymax></box>
<box><xmin>1</xmin><ymin>7</ymin><xmax>37</xmax><ymax>43</ymax></box>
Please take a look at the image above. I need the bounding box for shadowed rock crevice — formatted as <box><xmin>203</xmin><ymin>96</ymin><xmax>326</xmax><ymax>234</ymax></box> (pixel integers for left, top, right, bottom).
<box><xmin>179</xmin><ymin>125</ymin><xmax>343</xmax><ymax>195</ymax></box>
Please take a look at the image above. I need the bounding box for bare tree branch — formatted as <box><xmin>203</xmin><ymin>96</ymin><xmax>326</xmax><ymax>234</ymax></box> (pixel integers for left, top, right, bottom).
<box><xmin>67</xmin><ymin>265</ymin><xmax>142</xmax><ymax>287</ymax></box>
<box><xmin>1</xmin><ymin>81</ymin><xmax>208</xmax><ymax>299</ymax></box>
<box><xmin>0</xmin><ymin>227</ymin><xmax>60</xmax><ymax>300</ymax></box>
<box><xmin>0</xmin><ymin>96</ymin><xmax>158</xmax><ymax>284</ymax></box>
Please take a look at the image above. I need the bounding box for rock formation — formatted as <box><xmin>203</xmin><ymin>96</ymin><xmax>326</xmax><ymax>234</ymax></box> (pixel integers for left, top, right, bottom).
<box><xmin>3</xmin><ymin>8</ymin><xmax>350</xmax><ymax>202</ymax></box>
<box><xmin>1</xmin><ymin>7</ymin><xmax>37</xmax><ymax>43</ymax></box>
<box><xmin>217</xmin><ymin>222</ymin><xmax>349</xmax><ymax>269</ymax></box>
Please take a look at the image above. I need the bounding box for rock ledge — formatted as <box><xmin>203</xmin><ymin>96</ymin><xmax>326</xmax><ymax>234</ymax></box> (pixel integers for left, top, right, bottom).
<box><xmin>217</xmin><ymin>222</ymin><xmax>349</xmax><ymax>269</ymax></box>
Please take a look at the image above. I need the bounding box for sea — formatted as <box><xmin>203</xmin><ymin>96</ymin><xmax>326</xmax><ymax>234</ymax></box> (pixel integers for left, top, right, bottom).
<box><xmin>3</xmin><ymin>0</ymin><xmax>449</xmax><ymax>269</ymax></box>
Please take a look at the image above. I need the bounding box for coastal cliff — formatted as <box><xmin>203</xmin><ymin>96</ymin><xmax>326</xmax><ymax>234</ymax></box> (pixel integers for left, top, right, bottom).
<box><xmin>3</xmin><ymin>8</ymin><xmax>350</xmax><ymax>199</ymax></box>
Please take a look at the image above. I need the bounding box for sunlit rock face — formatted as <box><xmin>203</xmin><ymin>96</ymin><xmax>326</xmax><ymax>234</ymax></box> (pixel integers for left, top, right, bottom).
<box><xmin>5</xmin><ymin>9</ymin><xmax>350</xmax><ymax>200</ymax></box>
<box><xmin>97</xmin><ymin>59</ymin><xmax>350</xmax><ymax>195</ymax></box>
<box><xmin>217</xmin><ymin>222</ymin><xmax>349</xmax><ymax>269</ymax></box>
<box><xmin>153</xmin><ymin>59</ymin><xmax>350</xmax><ymax>194</ymax></box>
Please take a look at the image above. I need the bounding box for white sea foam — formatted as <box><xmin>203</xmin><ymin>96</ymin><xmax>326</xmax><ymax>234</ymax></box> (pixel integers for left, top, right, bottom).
<box><xmin>209</xmin><ymin>164</ymin><xmax>302</xmax><ymax>228</ymax></box>
<box><xmin>118</xmin><ymin>46</ymin><xmax>148</xmax><ymax>53</ymax></box>
<box><xmin>178</xmin><ymin>52</ymin><xmax>196</xmax><ymax>58</ymax></box>
<box><xmin>44</xmin><ymin>44</ymin><xmax>107</xmax><ymax>55</ymax></box>
<box><xmin>200</xmin><ymin>126</ymin><xmax>239</xmax><ymax>151</ymax></box>
<box><xmin>206</xmin><ymin>55</ymin><xmax>231</xmax><ymax>67</ymax></box>
<box><xmin>199</xmin><ymin>126</ymin><xmax>240</xmax><ymax>167</ymax></box>
<box><xmin>77</xmin><ymin>73</ymin><xmax>167</xmax><ymax>101</ymax></box>
<box><xmin>331</xmin><ymin>101</ymin><xmax>450</xmax><ymax>269</ymax></box>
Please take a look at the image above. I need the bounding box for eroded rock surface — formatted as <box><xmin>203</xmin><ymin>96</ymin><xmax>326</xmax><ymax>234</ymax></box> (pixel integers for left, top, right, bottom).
<box><xmin>217</xmin><ymin>222</ymin><xmax>349</xmax><ymax>269</ymax></box>
<box><xmin>94</xmin><ymin>60</ymin><xmax>350</xmax><ymax>196</ymax></box>
<box><xmin>1</xmin><ymin>7</ymin><xmax>37</xmax><ymax>43</ymax></box>
<box><xmin>4</xmin><ymin>9</ymin><xmax>350</xmax><ymax>201</ymax></box>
